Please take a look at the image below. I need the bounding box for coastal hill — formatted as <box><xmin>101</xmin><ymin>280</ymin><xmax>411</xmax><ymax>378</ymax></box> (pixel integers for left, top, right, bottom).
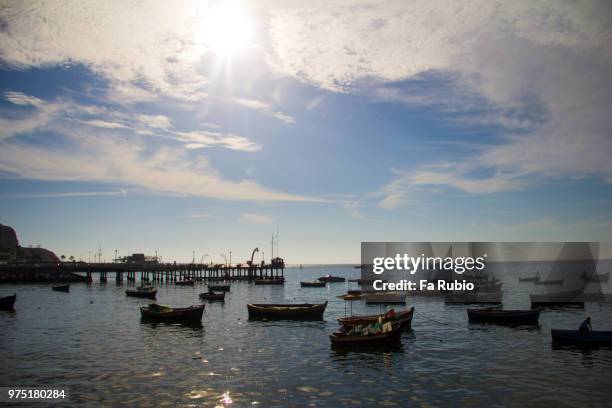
<box><xmin>0</xmin><ymin>223</ymin><xmax>60</xmax><ymax>264</ymax></box>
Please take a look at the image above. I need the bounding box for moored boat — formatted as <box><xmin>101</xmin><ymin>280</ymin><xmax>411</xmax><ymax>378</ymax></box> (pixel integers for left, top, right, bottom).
<box><xmin>551</xmin><ymin>329</ymin><xmax>612</xmax><ymax>346</ymax></box>
<box><xmin>330</xmin><ymin>323</ymin><xmax>403</xmax><ymax>348</ymax></box>
<box><xmin>338</xmin><ymin>307</ymin><xmax>414</xmax><ymax>330</ymax></box>
<box><xmin>140</xmin><ymin>303</ymin><xmax>204</xmax><ymax>323</ymax></box>
<box><xmin>254</xmin><ymin>279</ymin><xmax>284</xmax><ymax>285</ymax></box>
<box><xmin>199</xmin><ymin>291</ymin><xmax>226</xmax><ymax>301</ymax></box>
<box><xmin>247</xmin><ymin>302</ymin><xmax>327</xmax><ymax>320</ymax></box>
<box><xmin>208</xmin><ymin>284</ymin><xmax>231</xmax><ymax>292</ymax></box>
<box><xmin>300</xmin><ymin>280</ymin><xmax>326</xmax><ymax>287</ymax></box>
<box><xmin>534</xmin><ymin>278</ymin><xmax>564</xmax><ymax>286</ymax></box>
<box><xmin>175</xmin><ymin>280</ymin><xmax>195</xmax><ymax>286</ymax></box>
<box><xmin>52</xmin><ymin>284</ymin><xmax>70</xmax><ymax>292</ymax></box>
<box><xmin>126</xmin><ymin>288</ymin><xmax>157</xmax><ymax>299</ymax></box>
<box><xmin>467</xmin><ymin>308</ymin><xmax>540</xmax><ymax>325</ymax></box>
<box><xmin>318</xmin><ymin>275</ymin><xmax>346</xmax><ymax>283</ymax></box>
<box><xmin>0</xmin><ymin>293</ymin><xmax>16</xmax><ymax>310</ymax></box>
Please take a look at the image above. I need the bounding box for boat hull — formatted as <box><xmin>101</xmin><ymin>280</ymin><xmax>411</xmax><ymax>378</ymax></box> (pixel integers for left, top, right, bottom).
<box><xmin>0</xmin><ymin>294</ymin><xmax>16</xmax><ymax>310</ymax></box>
<box><xmin>52</xmin><ymin>285</ymin><xmax>70</xmax><ymax>293</ymax></box>
<box><xmin>338</xmin><ymin>308</ymin><xmax>414</xmax><ymax>330</ymax></box>
<box><xmin>126</xmin><ymin>289</ymin><xmax>157</xmax><ymax>299</ymax></box>
<box><xmin>318</xmin><ymin>276</ymin><xmax>345</xmax><ymax>282</ymax></box>
<box><xmin>140</xmin><ymin>304</ymin><xmax>205</xmax><ymax>323</ymax></box>
<box><xmin>199</xmin><ymin>292</ymin><xmax>225</xmax><ymax>301</ymax></box>
<box><xmin>551</xmin><ymin>329</ymin><xmax>612</xmax><ymax>346</ymax></box>
<box><xmin>300</xmin><ymin>281</ymin><xmax>326</xmax><ymax>287</ymax></box>
<box><xmin>468</xmin><ymin>308</ymin><xmax>540</xmax><ymax>325</ymax></box>
<box><xmin>247</xmin><ymin>302</ymin><xmax>327</xmax><ymax>320</ymax></box>
<box><xmin>330</xmin><ymin>325</ymin><xmax>403</xmax><ymax>348</ymax></box>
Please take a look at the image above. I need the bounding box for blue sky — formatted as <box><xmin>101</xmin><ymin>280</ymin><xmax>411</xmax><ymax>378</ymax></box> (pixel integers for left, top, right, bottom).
<box><xmin>1</xmin><ymin>1</ymin><xmax>611</xmax><ymax>263</ymax></box>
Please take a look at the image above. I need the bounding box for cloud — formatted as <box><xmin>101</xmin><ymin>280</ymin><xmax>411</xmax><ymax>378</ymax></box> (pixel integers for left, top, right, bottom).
<box><xmin>239</xmin><ymin>213</ymin><xmax>275</xmax><ymax>224</ymax></box>
<box><xmin>0</xmin><ymin>190</ymin><xmax>127</xmax><ymax>199</ymax></box>
<box><xmin>234</xmin><ymin>98</ymin><xmax>295</xmax><ymax>124</ymax></box>
<box><xmin>267</xmin><ymin>0</ymin><xmax>612</xmax><ymax>190</ymax></box>
<box><xmin>4</xmin><ymin>91</ymin><xmax>44</xmax><ymax>107</ymax></box>
<box><xmin>175</xmin><ymin>131</ymin><xmax>261</xmax><ymax>152</ymax></box>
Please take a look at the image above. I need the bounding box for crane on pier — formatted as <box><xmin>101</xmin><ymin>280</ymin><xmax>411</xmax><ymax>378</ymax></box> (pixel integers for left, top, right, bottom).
<box><xmin>247</xmin><ymin>248</ymin><xmax>259</xmax><ymax>266</ymax></box>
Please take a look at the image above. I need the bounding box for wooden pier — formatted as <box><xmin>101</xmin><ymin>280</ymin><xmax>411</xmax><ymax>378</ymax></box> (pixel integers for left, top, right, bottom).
<box><xmin>0</xmin><ymin>258</ymin><xmax>285</xmax><ymax>284</ymax></box>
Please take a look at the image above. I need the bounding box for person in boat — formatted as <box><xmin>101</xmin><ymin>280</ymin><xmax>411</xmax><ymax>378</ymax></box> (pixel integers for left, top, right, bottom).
<box><xmin>579</xmin><ymin>317</ymin><xmax>592</xmax><ymax>333</ymax></box>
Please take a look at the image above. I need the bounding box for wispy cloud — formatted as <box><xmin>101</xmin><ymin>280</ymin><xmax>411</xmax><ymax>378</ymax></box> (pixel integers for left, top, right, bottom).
<box><xmin>239</xmin><ymin>213</ymin><xmax>275</xmax><ymax>224</ymax></box>
<box><xmin>0</xmin><ymin>190</ymin><xmax>127</xmax><ymax>199</ymax></box>
<box><xmin>234</xmin><ymin>98</ymin><xmax>295</xmax><ymax>124</ymax></box>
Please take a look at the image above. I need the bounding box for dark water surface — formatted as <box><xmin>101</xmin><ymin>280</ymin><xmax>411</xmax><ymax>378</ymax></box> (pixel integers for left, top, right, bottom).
<box><xmin>1</xmin><ymin>265</ymin><xmax>612</xmax><ymax>407</ymax></box>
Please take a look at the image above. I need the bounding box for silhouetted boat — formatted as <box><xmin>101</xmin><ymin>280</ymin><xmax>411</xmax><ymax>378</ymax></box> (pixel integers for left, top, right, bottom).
<box><xmin>581</xmin><ymin>271</ymin><xmax>609</xmax><ymax>283</ymax></box>
<box><xmin>175</xmin><ymin>280</ymin><xmax>195</xmax><ymax>286</ymax></box>
<box><xmin>330</xmin><ymin>324</ymin><xmax>403</xmax><ymax>348</ymax></box>
<box><xmin>534</xmin><ymin>278</ymin><xmax>564</xmax><ymax>286</ymax></box>
<box><xmin>126</xmin><ymin>288</ymin><xmax>157</xmax><ymax>299</ymax></box>
<box><xmin>52</xmin><ymin>285</ymin><xmax>70</xmax><ymax>292</ymax></box>
<box><xmin>199</xmin><ymin>291</ymin><xmax>225</xmax><ymax>301</ymax></box>
<box><xmin>318</xmin><ymin>275</ymin><xmax>345</xmax><ymax>282</ymax></box>
<box><xmin>467</xmin><ymin>308</ymin><xmax>540</xmax><ymax>325</ymax></box>
<box><xmin>530</xmin><ymin>289</ymin><xmax>584</xmax><ymax>307</ymax></box>
<box><xmin>0</xmin><ymin>293</ymin><xmax>16</xmax><ymax>310</ymax></box>
<box><xmin>518</xmin><ymin>273</ymin><xmax>540</xmax><ymax>282</ymax></box>
<box><xmin>300</xmin><ymin>281</ymin><xmax>326</xmax><ymax>287</ymax></box>
<box><xmin>254</xmin><ymin>279</ymin><xmax>284</xmax><ymax>285</ymax></box>
<box><xmin>338</xmin><ymin>307</ymin><xmax>414</xmax><ymax>330</ymax></box>
<box><xmin>363</xmin><ymin>292</ymin><xmax>406</xmax><ymax>304</ymax></box>
<box><xmin>208</xmin><ymin>284</ymin><xmax>231</xmax><ymax>292</ymax></box>
<box><xmin>445</xmin><ymin>291</ymin><xmax>503</xmax><ymax>304</ymax></box>
<box><xmin>551</xmin><ymin>329</ymin><xmax>612</xmax><ymax>346</ymax></box>
<box><xmin>140</xmin><ymin>304</ymin><xmax>204</xmax><ymax>323</ymax></box>
<box><xmin>247</xmin><ymin>302</ymin><xmax>327</xmax><ymax>320</ymax></box>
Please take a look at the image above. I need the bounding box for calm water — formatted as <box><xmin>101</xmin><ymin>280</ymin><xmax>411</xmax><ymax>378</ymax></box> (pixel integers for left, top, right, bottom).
<box><xmin>1</xmin><ymin>265</ymin><xmax>612</xmax><ymax>407</ymax></box>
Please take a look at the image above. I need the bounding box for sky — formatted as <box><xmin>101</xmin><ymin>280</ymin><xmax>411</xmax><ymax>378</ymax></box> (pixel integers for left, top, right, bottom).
<box><xmin>0</xmin><ymin>0</ymin><xmax>611</xmax><ymax>264</ymax></box>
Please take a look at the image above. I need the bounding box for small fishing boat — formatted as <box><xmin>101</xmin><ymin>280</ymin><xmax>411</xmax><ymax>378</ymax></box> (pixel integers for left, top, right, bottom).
<box><xmin>247</xmin><ymin>302</ymin><xmax>327</xmax><ymax>320</ymax></box>
<box><xmin>140</xmin><ymin>304</ymin><xmax>204</xmax><ymax>323</ymax></box>
<box><xmin>530</xmin><ymin>289</ymin><xmax>584</xmax><ymax>307</ymax></box>
<box><xmin>551</xmin><ymin>329</ymin><xmax>612</xmax><ymax>346</ymax></box>
<box><xmin>0</xmin><ymin>294</ymin><xmax>16</xmax><ymax>310</ymax></box>
<box><xmin>300</xmin><ymin>281</ymin><xmax>326</xmax><ymax>287</ymax></box>
<box><xmin>467</xmin><ymin>308</ymin><xmax>540</xmax><ymax>325</ymax></box>
<box><xmin>52</xmin><ymin>285</ymin><xmax>70</xmax><ymax>293</ymax></box>
<box><xmin>254</xmin><ymin>279</ymin><xmax>284</xmax><ymax>285</ymax></box>
<box><xmin>318</xmin><ymin>275</ymin><xmax>346</xmax><ymax>283</ymax></box>
<box><xmin>338</xmin><ymin>307</ymin><xmax>414</xmax><ymax>330</ymax></box>
<box><xmin>175</xmin><ymin>280</ymin><xmax>195</xmax><ymax>286</ymax></box>
<box><xmin>534</xmin><ymin>278</ymin><xmax>564</xmax><ymax>286</ymax></box>
<box><xmin>199</xmin><ymin>291</ymin><xmax>226</xmax><ymax>301</ymax></box>
<box><xmin>362</xmin><ymin>292</ymin><xmax>406</xmax><ymax>304</ymax></box>
<box><xmin>330</xmin><ymin>323</ymin><xmax>403</xmax><ymax>348</ymax></box>
<box><xmin>581</xmin><ymin>271</ymin><xmax>610</xmax><ymax>283</ymax></box>
<box><xmin>518</xmin><ymin>274</ymin><xmax>540</xmax><ymax>283</ymax></box>
<box><xmin>208</xmin><ymin>284</ymin><xmax>231</xmax><ymax>292</ymax></box>
<box><xmin>126</xmin><ymin>288</ymin><xmax>157</xmax><ymax>299</ymax></box>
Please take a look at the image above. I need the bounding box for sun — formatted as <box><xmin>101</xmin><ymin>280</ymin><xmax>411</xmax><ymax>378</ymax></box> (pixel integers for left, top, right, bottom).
<box><xmin>204</xmin><ymin>2</ymin><xmax>253</xmax><ymax>57</ymax></box>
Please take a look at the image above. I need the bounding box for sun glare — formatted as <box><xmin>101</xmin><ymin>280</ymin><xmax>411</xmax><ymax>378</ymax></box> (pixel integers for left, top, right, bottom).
<box><xmin>204</xmin><ymin>2</ymin><xmax>253</xmax><ymax>56</ymax></box>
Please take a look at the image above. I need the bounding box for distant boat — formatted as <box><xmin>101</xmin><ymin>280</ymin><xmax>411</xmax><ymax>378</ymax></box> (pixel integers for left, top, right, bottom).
<box><xmin>175</xmin><ymin>280</ymin><xmax>194</xmax><ymax>286</ymax></box>
<box><xmin>518</xmin><ymin>273</ymin><xmax>540</xmax><ymax>283</ymax></box>
<box><xmin>254</xmin><ymin>278</ymin><xmax>284</xmax><ymax>285</ymax></box>
<box><xmin>300</xmin><ymin>281</ymin><xmax>326</xmax><ymax>287</ymax></box>
<box><xmin>445</xmin><ymin>291</ymin><xmax>503</xmax><ymax>305</ymax></box>
<box><xmin>140</xmin><ymin>304</ymin><xmax>204</xmax><ymax>323</ymax></box>
<box><xmin>318</xmin><ymin>275</ymin><xmax>345</xmax><ymax>283</ymax></box>
<box><xmin>581</xmin><ymin>271</ymin><xmax>610</xmax><ymax>283</ymax></box>
<box><xmin>126</xmin><ymin>288</ymin><xmax>157</xmax><ymax>299</ymax></box>
<box><xmin>362</xmin><ymin>292</ymin><xmax>406</xmax><ymax>305</ymax></box>
<box><xmin>330</xmin><ymin>323</ymin><xmax>403</xmax><ymax>348</ymax></box>
<box><xmin>467</xmin><ymin>308</ymin><xmax>540</xmax><ymax>325</ymax></box>
<box><xmin>208</xmin><ymin>284</ymin><xmax>231</xmax><ymax>292</ymax></box>
<box><xmin>338</xmin><ymin>307</ymin><xmax>414</xmax><ymax>330</ymax></box>
<box><xmin>198</xmin><ymin>291</ymin><xmax>225</xmax><ymax>301</ymax></box>
<box><xmin>551</xmin><ymin>329</ymin><xmax>612</xmax><ymax>346</ymax></box>
<box><xmin>247</xmin><ymin>302</ymin><xmax>327</xmax><ymax>320</ymax></box>
<box><xmin>530</xmin><ymin>289</ymin><xmax>584</xmax><ymax>307</ymax></box>
<box><xmin>0</xmin><ymin>293</ymin><xmax>16</xmax><ymax>310</ymax></box>
<box><xmin>52</xmin><ymin>285</ymin><xmax>70</xmax><ymax>293</ymax></box>
<box><xmin>534</xmin><ymin>278</ymin><xmax>564</xmax><ymax>286</ymax></box>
